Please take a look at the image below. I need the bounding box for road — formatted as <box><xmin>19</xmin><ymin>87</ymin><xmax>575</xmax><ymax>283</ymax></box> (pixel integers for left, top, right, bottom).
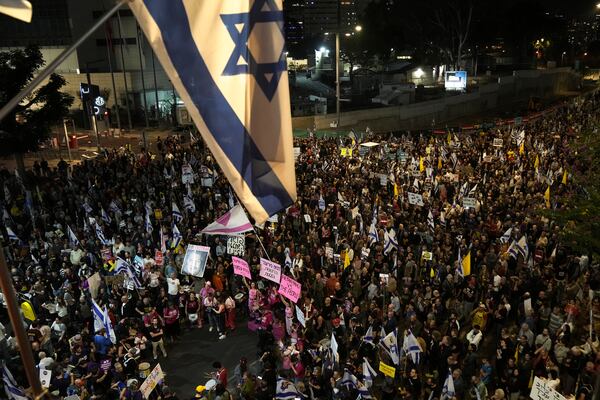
<box><xmin>152</xmin><ymin>321</ymin><xmax>259</xmax><ymax>398</ymax></box>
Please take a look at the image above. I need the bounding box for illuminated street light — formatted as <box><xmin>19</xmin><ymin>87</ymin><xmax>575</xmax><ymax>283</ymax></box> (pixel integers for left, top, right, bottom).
<box><xmin>355</xmin><ymin>25</ymin><xmax>362</xmax><ymax>32</ymax></box>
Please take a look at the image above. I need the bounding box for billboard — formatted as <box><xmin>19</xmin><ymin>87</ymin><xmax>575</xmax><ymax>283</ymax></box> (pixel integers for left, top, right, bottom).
<box><xmin>445</xmin><ymin>71</ymin><xmax>467</xmax><ymax>91</ymax></box>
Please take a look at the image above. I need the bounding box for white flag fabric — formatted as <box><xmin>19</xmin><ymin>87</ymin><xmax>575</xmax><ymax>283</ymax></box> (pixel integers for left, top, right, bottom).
<box><xmin>383</xmin><ymin>230</ymin><xmax>398</xmax><ymax>255</ymax></box>
<box><xmin>362</xmin><ymin>358</ymin><xmax>377</xmax><ymax>389</ymax></box>
<box><xmin>129</xmin><ymin>0</ymin><xmax>296</xmax><ymax>224</ymax></box>
<box><xmin>0</xmin><ymin>0</ymin><xmax>31</xmax><ymax>23</ymax></box>
<box><xmin>379</xmin><ymin>329</ymin><xmax>400</xmax><ymax>365</ymax></box>
<box><xmin>172</xmin><ymin>202</ymin><xmax>183</xmax><ymax>224</ymax></box>
<box><xmin>145</xmin><ymin>212</ymin><xmax>153</xmax><ymax>234</ymax></box>
<box><xmin>201</xmin><ymin>205</ymin><xmax>253</xmax><ymax>235</ymax></box>
<box><xmin>171</xmin><ymin>224</ymin><xmax>183</xmax><ymax>248</ymax></box>
<box><xmin>441</xmin><ymin>370</ymin><xmax>455</xmax><ymax>400</ymax></box>
<box><xmin>363</xmin><ymin>325</ymin><xmax>374</xmax><ymax>344</ymax></box>
<box><xmin>5</xmin><ymin>227</ymin><xmax>19</xmax><ymax>242</ymax></box>
<box><xmin>403</xmin><ymin>330</ymin><xmax>422</xmax><ymax>364</ymax></box>
<box><xmin>516</xmin><ymin>235</ymin><xmax>529</xmax><ymax>259</ymax></box>
<box><xmin>275</xmin><ymin>377</ymin><xmax>300</xmax><ymax>399</ymax></box>
<box><xmin>68</xmin><ymin>226</ymin><xmax>79</xmax><ymax>246</ymax></box>
<box><xmin>500</xmin><ymin>227</ymin><xmax>512</xmax><ymax>244</ymax></box>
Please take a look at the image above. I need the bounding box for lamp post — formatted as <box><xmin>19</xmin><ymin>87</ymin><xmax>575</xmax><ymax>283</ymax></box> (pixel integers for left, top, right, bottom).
<box><xmin>335</xmin><ymin>24</ymin><xmax>362</xmax><ymax>128</ymax></box>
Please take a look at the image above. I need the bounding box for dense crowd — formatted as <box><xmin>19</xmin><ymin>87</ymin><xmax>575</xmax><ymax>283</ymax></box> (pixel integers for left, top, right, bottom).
<box><xmin>1</xmin><ymin>90</ymin><xmax>600</xmax><ymax>400</ymax></box>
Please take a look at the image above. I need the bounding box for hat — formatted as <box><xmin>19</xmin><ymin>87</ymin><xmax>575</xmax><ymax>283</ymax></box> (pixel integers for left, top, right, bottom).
<box><xmin>332</xmin><ymin>318</ymin><xmax>341</xmax><ymax>326</ymax></box>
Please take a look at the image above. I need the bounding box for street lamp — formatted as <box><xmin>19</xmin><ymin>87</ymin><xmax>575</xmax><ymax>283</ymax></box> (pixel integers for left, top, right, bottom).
<box><xmin>334</xmin><ymin>21</ymin><xmax>363</xmax><ymax>127</ymax></box>
<box><xmin>355</xmin><ymin>25</ymin><xmax>362</xmax><ymax>32</ymax></box>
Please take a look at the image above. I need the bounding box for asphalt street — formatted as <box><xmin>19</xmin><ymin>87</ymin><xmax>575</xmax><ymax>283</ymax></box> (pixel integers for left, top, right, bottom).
<box><xmin>154</xmin><ymin>321</ymin><xmax>259</xmax><ymax>398</ymax></box>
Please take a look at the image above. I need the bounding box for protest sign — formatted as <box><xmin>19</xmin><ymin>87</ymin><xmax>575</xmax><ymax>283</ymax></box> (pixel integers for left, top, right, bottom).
<box><xmin>232</xmin><ymin>256</ymin><xmax>252</xmax><ymax>279</ymax></box>
<box><xmin>181</xmin><ymin>245</ymin><xmax>210</xmax><ymax>278</ymax></box>
<box><xmin>379</xmin><ymin>174</ymin><xmax>388</xmax><ymax>186</ymax></box>
<box><xmin>181</xmin><ymin>164</ymin><xmax>194</xmax><ymax>184</ymax></box>
<box><xmin>407</xmin><ymin>192</ymin><xmax>424</xmax><ymax>206</ymax></box>
<box><xmin>154</xmin><ymin>250</ymin><xmax>163</xmax><ymax>266</ymax></box>
<box><xmin>462</xmin><ymin>197</ymin><xmax>477</xmax><ymax>209</ymax></box>
<box><xmin>530</xmin><ymin>376</ymin><xmax>566</xmax><ymax>400</ymax></box>
<box><xmin>104</xmin><ymin>274</ymin><xmax>125</xmax><ymax>286</ymax></box>
<box><xmin>422</xmin><ymin>251</ymin><xmax>433</xmax><ymax>261</ymax></box>
<box><xmin>278</xmin><ymin>274</ymin><xmax>301</xmax><ymax>303</ymax></box>
<box><xmin>379</xmin><ymin>361</ymin><xmax>396</xmax><ymax>378</ymax></box>
<box><xmin>493</xmin><ymin>138</ymin><xmax>504</xmax><ymax>147</ymax></box>
<box><xmin>100</xmin><ymin>358</ymin><xmax>112</xmax><ymax>372</ymax></box>
<box><xmin>259</xmin><ymin>258</ymin><xmax>281</xmax><ymax>284</ymax></box>
<box><xmin>140</xmin><ymin>363</ymin><xmax>165</xmax><ymax>399</ymax></box>
<box><xmin>40</xmin><ymin>369</ymin><xmax>52</xmax><ymax>388</ymax></box>
<box><xmin>87</xmin><ymin>272</ymin><xmax>101</xmax><ymax>299</ymax></box>
<box><xmin>293</xmin><ymin>147</ymin><xmax>301</xmax><ymax>160</ymax></box>
<box><xmin>304</xmin><ymin>214</ymin><xmax>312</xmax><ymax>223</ymax></box>
<box><xmin>325</xmin><ymin>247</ymin><xmax>334</xmax><ymax>259</ymax></box>
<box><xmin>295</xmin><ymin>305</ymin><xmax>306</xmax><ymax>327</ymax></box>
<box><xmin>227</xmin><ymin>236</ymin><xmax>245</xmax><ymax>256</ymax></box>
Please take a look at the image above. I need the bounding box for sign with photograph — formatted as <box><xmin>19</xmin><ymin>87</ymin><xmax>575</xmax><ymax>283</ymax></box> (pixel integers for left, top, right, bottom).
<box><xmin>181</xmin><ymin>245</ymin><xmax>210</xmax><ymax>277</ymax></box>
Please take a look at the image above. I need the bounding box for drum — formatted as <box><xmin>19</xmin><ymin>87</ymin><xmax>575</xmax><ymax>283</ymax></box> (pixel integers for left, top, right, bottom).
<box><xmin>205</xmin><ymin>379</ymin><xmax>217</xmax><ymax>391</ymax></box>
<box><xmin>138</xmin><ymin>362</ymin><xmax>151</xmax><ymax>379</ymax></box>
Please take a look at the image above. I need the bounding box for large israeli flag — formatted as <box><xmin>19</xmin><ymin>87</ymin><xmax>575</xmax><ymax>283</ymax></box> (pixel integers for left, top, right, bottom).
<box><xmin>130</xmin><ymin>0</ymin><xmax>297</xmax><ymax>224</ymax></box>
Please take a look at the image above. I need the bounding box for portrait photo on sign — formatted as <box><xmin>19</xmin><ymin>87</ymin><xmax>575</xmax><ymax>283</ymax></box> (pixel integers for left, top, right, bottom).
<box><xmin>181</xmin><ymin>244</ymin><xmax>210</xmax><ymax>277</ymax></box>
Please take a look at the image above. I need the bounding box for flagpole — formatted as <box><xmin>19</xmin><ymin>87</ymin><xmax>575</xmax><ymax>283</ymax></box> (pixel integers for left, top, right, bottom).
<box><xmin>230</xmin><ymin>190</ymin><xmax>272</xmax><ymax>261</ymax></box>
<box><xmin>0</xmin><ymin>247</ymin><xmax>44</xmax><ymax>397</ymax></box>
<box><xmin>0</xmin><ymin>0</ymin><xmax>128</xmax><ymax>123</ymax></box>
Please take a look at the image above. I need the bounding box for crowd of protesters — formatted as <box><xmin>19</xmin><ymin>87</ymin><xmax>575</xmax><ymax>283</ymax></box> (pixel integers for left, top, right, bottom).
<box><xmin>1</xmin><ymin>89</ymin><xmax>600</xmax><ymax>400</ymax></box>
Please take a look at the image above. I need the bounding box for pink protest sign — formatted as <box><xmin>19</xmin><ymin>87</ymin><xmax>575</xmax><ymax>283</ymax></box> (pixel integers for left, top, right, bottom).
<box><xmin>278</xmin><ymin>274</ymin><xmax>301</xmax><ymax>303</ymax></box>
<box><xmin>259</xmin><ymin>258</ymin><xmax>281</xmax><ymax>284</ymax></box>
<box><xmin>232</xmin><ymin>256</ymin><xmax>252</xmax><ymax>279</ymax></box>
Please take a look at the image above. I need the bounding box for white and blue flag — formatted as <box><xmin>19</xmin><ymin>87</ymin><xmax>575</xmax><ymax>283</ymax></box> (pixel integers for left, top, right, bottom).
<box><xmin>500</xmin><ymin>227</ymin><xmax>512</xmax><ymax>244</ymax></box>
<box><xmin>68</xmin><ymin>226</ymin><xmax>79</xmax><ymax>247</ymax></box>
<box><xmin>1</xmin><ymin>363</ymin><xmax>28</xmax><ymax>400</ymax></box>
<box><xmin>101</xmin><ymin>208</ymin><xmax>112</xmax><ymax>225</ymax></box>
<box><xmin>379</xmin><ymin>329</ymin><xmax>400</xmax><ymax>365</ymax></box>
<box><xmin>402</xmin><ymin>330</ymin><xmax>422</xmax><ymax>365</ymax></box>
<box><xmin>171</xmin><ymin>224</ymin><xmax>182</xmax><ymax>249</ymax></box>
<box><xmin>362</xmin><ymin>325</ymin><xmax>374</xmax><ymax>345</ymax></box>
<box><xmin>95</xmin><ymin>223</ymin><xmax>110</xmax><ymax>246</ymax></box>
<box><xmin>362</xmin><ymin>358</ymin><xmax>377</xmax><ymax>389</ymax></box>
<box><xmin>145</xmin><ymin>212</ymin><xmax>153</xmax><ymax>234</ymax></box>
<box><xmin>383</xmin><ymin>229</ymin><xmax>398</xmax><ymax>255</ymax></box>
<box><xmin>5</xmin><ymin>227</ymin><xmax>19</xmax><ymax>242</ymax></box>
<box><xmin>129</xmin><ymin>0</ymin><xmax>297</xmax><ymax>224</ymax></box>
<box><xmin>275</xmin><ymin>377</ymin><xmax>301</xmax><ymax>399</ymax></box>
<box><xmin>441</xmin><ymin>369</ymin><xmax>455</xmax><ymax>400</ymax></box>
<box><xmin>172</xmin><ymin>202</ymin><xmax>183</xmax><ymax>224</ymax></box>
<box><xmin>91</xmin><ymin>298</ymin><xmax>117</xmax><ymax>343</ymax></box>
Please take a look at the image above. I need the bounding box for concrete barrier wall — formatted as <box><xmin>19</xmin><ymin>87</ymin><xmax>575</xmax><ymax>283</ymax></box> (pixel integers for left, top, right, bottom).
<box><xmin>295</xmin><ymin>68</ymin><xmax>581</xmax><ymax>132</ymax></box>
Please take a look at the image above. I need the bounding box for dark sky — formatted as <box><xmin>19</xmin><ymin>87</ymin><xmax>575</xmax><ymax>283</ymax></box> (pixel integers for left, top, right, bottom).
<box><xmin>527</xmin><ymin>0</ymin><xmax>597</xmax><ymax>17</ymax></box>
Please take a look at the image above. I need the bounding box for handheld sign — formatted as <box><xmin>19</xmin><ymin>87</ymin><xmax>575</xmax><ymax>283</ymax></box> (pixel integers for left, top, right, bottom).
<box><xmin>407</xmin><ymin>192</ymin><xmax>424</xmax><ymax>206</ymax></box>
<box><xmin>227</xmin><ymin>236</ymin><xmax>245</xmax><ymax>256</ymax></box>
<box><xmin>278</xmin><ymin>274</ymin><xmax>301</xmax><ymax>303</ymax></box>
<box><xmin>181</xmin><ymin>245</ymin><xmax>210</xmax><ymax>277</ymax></box>
<box><xmin>462</xmin><ymin>197</ymin><xmax>477</xmax><ymax>209</ymax></box>
<box><xmin>259</xmin><ymin>258</ymin><xmax>282</xmax><ymax>284</ymax></box>
<box><xmin>295</xmin><ymin>305</ymin><xmax>306</xmax><ymax>327</ymax></box>
<box><xmin>379</xmin><ymin>361</ymin><xmax>396</xmax><ymax>378</ymax></box>
<box><xmin>232</xmin><ymin>256</ymin><xmax>252</xmax><ymax>279</ymax></box>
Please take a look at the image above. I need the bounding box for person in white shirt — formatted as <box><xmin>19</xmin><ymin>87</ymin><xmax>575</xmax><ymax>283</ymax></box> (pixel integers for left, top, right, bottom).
<box><xmin>69</xmin><ymin>246</ymin><xmax>84</xmax><ymax>266</ymax></box>
<box><xmin>466</xmin><ymin>325</ymin><xmax>483</xmax><ymax>349</ymax></box>
<box><xmin>166</xmin><ymin>272</ymin><xmax>180</xmax><ymax>301</ymax></box>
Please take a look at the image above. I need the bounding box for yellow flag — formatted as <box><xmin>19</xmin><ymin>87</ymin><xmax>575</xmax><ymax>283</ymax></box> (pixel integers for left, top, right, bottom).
<box><xmin>519</xmin><ymin>141</ymin><xmax>525</xmax><ymax>155</ymax></box>
<box><xmin>21</xmin><ymin>301</ymin><xmax>36</xmax><ymax>321</ymax></box>
<box><xmin>438</xmin><ymin>156</ymin><xmax>442</xmax><ymax>169</ymax></box>
<box><xmin>534</xmin><ymin>155</ymin><xmax>539</xmax><ymax>169</ymax></box>
<box><xmin>447</xmin><ymin>131</ymin><xmax>452</xmax><ymax>145</ymax></box>
<box><xmin>394</xmin><ymin>183</ymin><xmax>399</xmax><ymax>199</ymax></box>
<box><xmin>562</xmin><ymin>170</ymin><xmax>567</xmax><ymax>185</ymax></box>
<box><xmin>419</xmin><ymin>157</ymin><xmax>425</xmax><ymax>172</ymax></box>
<box><xmin>343</xmin><ymin>250</ymin><xmax>351</xmax><ymax>269</ymax></box>
<box><xmin>340</xmin><ymin>148</ymin><xmax>347</xmax><ymax>157</ymax></box>
<box><xmin>461</xmin><ymin>251</ymin><xmax>471</xmax><ymax>276</ymax></box>
<box><xmin>430</xmin><ymin>267</ymin><xmax>435</xmax><ymax>278</ymax></box>
<box><xmin>544</xmin><ymin>186</ymin><xmax>550</xmax><ymax>208</ymax></box>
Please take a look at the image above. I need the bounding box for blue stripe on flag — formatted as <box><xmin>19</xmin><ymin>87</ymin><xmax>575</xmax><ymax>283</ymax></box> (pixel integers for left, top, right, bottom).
<box><xmin>143</xmin><ymin>0</ymin><xmax>293</xmax><ymax>216</ymax></box>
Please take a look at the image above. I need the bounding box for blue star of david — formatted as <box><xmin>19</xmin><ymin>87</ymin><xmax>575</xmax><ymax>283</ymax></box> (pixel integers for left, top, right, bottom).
<box><xmin>221</xmin><ymin>0</ymin><xmax>286</xmax><ymax>101</ymax></box>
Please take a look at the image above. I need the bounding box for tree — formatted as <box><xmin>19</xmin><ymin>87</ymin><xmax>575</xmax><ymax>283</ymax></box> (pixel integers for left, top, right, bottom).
<box><xmin>545</xmin><ymin>125</ymin><xmax>600</xmax><ymax>258</ymax></box>
<box><xmin>0</xmin><ymin>46</ymin><xmax>74</xmax><ymax>175</ymax></box>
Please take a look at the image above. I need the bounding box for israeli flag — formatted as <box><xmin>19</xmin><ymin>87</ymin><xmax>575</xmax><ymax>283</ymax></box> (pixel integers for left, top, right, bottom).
<box><xmin>341</xmin><ymin>370</ymin><xmax>358</xmax><ymax>389</ymax></box>
<box><xmin>427</xmin><ymin>210</ymin><xmax>435</xmax><ymax>231</ymax></box>
<box><xmin>368</xmin><ymin>220</ymin><xmax>378</xmax><ymax>245</ymax></box>
<box><xmin>145</xmin><ymin>212</ymin><xmax>153</xmax><ymax>234</ymax></box>
<box><xmin>441</xmin><ymin>369</ymin><xmax>455</xmax><ymax>400</ymax></box>
<box><xmin>101</xmin><ymin>208</ymin><xmax>112</xmax><ymax>225</ymax></box>
<box><xmin>318</xmin><ymin>195</ymin><xmax>325</xmax><ymax>211</ymax></box>
<box><xmin>183</xmin><ymin>193</ymin><xmax>196</xmax><ymax>213</ymax></box>
<box><xmin>109</xmin><ymin>200</ymin><xmax>121</xmax><ymax>214</ymax></box>
<box><xmin>362</xmin><ymin>325</ymin><xmax>374</xmax><ymax>345</ymax></box>
<box><xmin>129</xmin><ymin>0</ymin><xmax>296</xmax><ymax>225</ymax></box>
<box><xmin>68</xmin><ymin>226</ymin><xmax>80</xmax><ymax>246</ymax></box>
<box><xmin>383</xmin><ymin>229</ymin><xmax>398</xmax><ymax>255</ymax></box>
<box><xmin>95</xmin><ymin>223</ymin><xmax>110</xmax><ymax>246</ymax></box>
<box><xmin>500</xmin><ymin>227</ymin><xmax>512</xmax><ymax>244</ymax></box>
<box><xmin>91</xmin><ymin>298</ymin><xmax>116</xmax><ymax>343</ymax></box>
<box><xmin>1</xmin><ymin>363</ymin><xmax>28</xmax><ymax>400</ymax></box>
<box><xmin>172</xmin><ymin>224</ymin><xmax>182</xmax><ymax>249</ymax></box>
<box><xmin>403</xmin><ymin>330</ymin><xmax>422</xmax><ymax>365</ymax></box>
<box><xmin>378</xmin><ymin>329</ymin><xmax>400</xmax><ymax>365</ymax></box>
<box><xmin>275</xmin><ymin>377</ymin><xmax>301</xmax><ymax>399</ymax></box>
<box><xmin>362</xmin><ymin>358</ymin><xmax>377</xmax><ymax>389</ymax></box>
<box><xmin>172</xmin><ymin>202</ymin><xmax>183</xmax><ymax>224</ymax></box>
<box><xmin>516</xmin><ymin>235</ymin><xmax>529</xmax><ymax>259</ymax></box>
<box><xmin>5</xmin><ymin>227</ymin><xmax>19</xmax><ymax>242</ymax></box>
<box><xmin>115</xmin><ymin>257</ymin><xmax>142</xmax><ymax>289</ymax></box>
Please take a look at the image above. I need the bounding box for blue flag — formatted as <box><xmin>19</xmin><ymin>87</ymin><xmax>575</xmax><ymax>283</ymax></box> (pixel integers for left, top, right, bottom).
<box><xmin>130</xmin><ymin>0</ymin><xmax>297</xmax><ymax>224</ymax></box>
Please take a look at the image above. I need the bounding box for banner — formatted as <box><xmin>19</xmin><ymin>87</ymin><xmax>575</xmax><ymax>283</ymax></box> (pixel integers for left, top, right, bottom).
<box><xmin>227</xmin><ymin>236</ymin><xmax>245</xmax><ymax>256</ymax></box>
<box><xmin>530</xmin><ymin>377</ymin><xmax>566</xmax><ymax>400</ymax></box>
<box><xmin>232</xmin><ymin>256</ymin><xmax>252</xmax><ymax>279</ymax></box>
<box><xmin>278</xmin><ymin>274</ymin><xmax>301</xmax><ymax>303</ymax></box>
<box><xmin>180</xmin><ymin>164</ymin><xmax>193</xmax><ymax>184</ymax></box>
<box><xmin>140</xmin><ymin>363</ymin><xmax>165</xmax><ymax>399</ymax></box>
<box><xmin>379</xmin><ymin>361</ymin><xmax>396</xmax><ymax>378</ymax></box>
<box><xmin>154</xmin><ymin>250</ymin><xmax>164</xmax><ymax>266</ymax></box>
<box><xmin>259</xmin><ymin>258</ymin><xmax>281</xmax><ymax>284</ymax></box>
<box><xmin>407</xmin><ymin>192</ymin><xmax>424</xmax><ymax>206</ymax></box>
<box><xmin>462</xmin><ymin>197</ymin><xmax>477</xmax><ymax>209</ymax></box>
<box><xmin>181</xmin><ymin>244</ymin><xmax>210</xmax><ymax>277</ymax></box>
